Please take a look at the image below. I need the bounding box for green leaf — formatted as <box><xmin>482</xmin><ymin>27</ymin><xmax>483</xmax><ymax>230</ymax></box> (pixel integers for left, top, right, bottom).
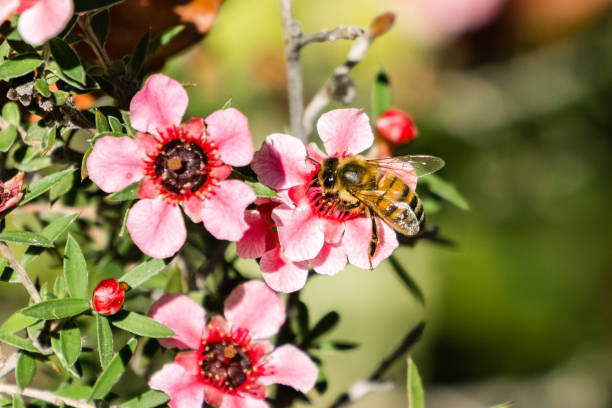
<box><xmin>490</xmin><ymin>404</ymin><xmax>513</xmax><ymax>408</ymax></box>
<box><xmin>245</xmin><ymin>181</ymin><xmax>278</xmax><ymax>198</ymax></box>
<box><xmin>74</xmin><ymin>0</ymin><xmax>126</xmax><ymax>12</ymax></box>
<box><xmin>0</xmin><ymin>231</ymin><xmax>52</xmax><ymax>247</ymax></box>
<box><xmin>0</xmin><ymin>40</ymin><xmax>10</xmax><ymax>63</ymax></box>
<box><xmin>120</xmin><ymin>110</ymin><xmax>135</xmax><ymax>136</ymax></box>
<box><xmin>54</xmin><ymin>386</ymin><xmax>92</xmax><ymax>400</ymax></box>
<box><xmin>96</xmin><ymin>314</ymin><xmax>113</xmax><ymax>369</ymax></box>
<box><xmin>53</xmin><ymin>89</ymin><xmax>70</xmax><ymax>106</ymax></box>
<box><xmin>40</xmin><ymin>125</ymin><xmax>57</xmax><ymax>156</ymax></box>
<box><xmin>81</xmin><ymin>146</ymin><xmax>92</xmax><ymax>180</ymax></box>
<box><xmin>0</xmin><ymin>312</ymin><xmax>39</xmax><ymax>335</ymax></box>
<box><xmin>34</xmin><ymin>78</ymin><xmax>51</xmax><ymax>97</ymax></box>
<box><xmin>316</xmin><ymin>340</ymin><xmax>358</xmax><ymax>352</ymax></box>
<box><xmin>49</xmin><ymin>38</ymin><xmax>86</xmax><ymax>85</ymax></box>
<box><xmin>95</xmin><ymin>110</ymin><xmax>110</xmax><ymax>132</ymax></box>
<box><xmin>21</xmin><ymin>298</ymin><xmax>89</xmax><ymax>320</ymax></box>
<box><xmin>89</xmin><ymin>337</ymin><xmax>137</xmax><ymax>400</ymax></box>
<box><xmin>12</xmin><ymin>395</ymin><xmax>25</xmax><ymax>408</ymax></box>
<box><xmin>110</xmin><ymin>311</ymin><xmax>174</xmax><ymax>338</ymax></box>
<box><xmin>90</xmin><ymin>9</ymin><xmax>110</xmax><ymax>46</ymax></box>
<box><xmin>54</xmin><ymin>276</ymin><xmax>67</xmax><ymax>298</ymax></box>
<box><xmin>388</xmin><ymin>255</ymin><xmax>425</xmax><ymax>305</ymax></box>
<box><xmin>372</xmin><ymin>68</ymin><xmax>391</xmax><ymax>120</ymax></box>
<box><xmin>0</xmin><ymin>333</ymin><xmax>38</xmax><ymax>353</ymax></box>
<box><xmin>21</xmin><ymin>213</ymin><xmax>79</xmax><ymax>267</ymax></box>
<box><xmin>149</xmin><ymin>25</ymin><xmax>185</xmax><ymax>55</ymax></box>
<box><xmin>60</xmin><ymin>321</ymin><xmax>81</xmax><ymax>366</ymax></box>
<box><xmin>105</xmin><ymin>182</ymin><xmax>139</xmax><ymax>202</ymax></box>
<box><xmin>16</xmin><ymin>352</ymin><xmax>36</xmax><ymax>389</ymax></box>
<box><xmin>119</xmin><ymin>390</ymin><xmax>170</xmax><ymax>408</ymax></box>
<box><xmin>2</xmin><ymin>102</ymin><xmax>20</xmax><ymax>126</ymax></box>
<box><xmin>129</xmin><ymin>31</ymin><xmax>149</xmax><ymax>77</ymax></box>
<box><xmin>407</xmin><ymin>357</ymin><xmax>425</xmax><ymax>408</ymax></box>
<box><xmin>222</xmin><ymin>97</ymin><xmax>233</xmax><ymax>109</ymax></box>
<box><xmin>119</xmin><ymin>259</ymin><xmax>166</xmax><ymax>289</ymax></box>
<box><xmin>0</xmin><ymin>54</ymin><xmax>43</xmax><ymax>80</ymax></box>
<box><xmin>108</xmin><ymin>116</ymin><xmax>123</xmax><ymax>133</ymax></box>
<box><xmin>51</xmin><ymin>334</ymin><xmax>80</xmax><ymax>378</ymax></box>
<box><xmin>20</xmin><ymin>167</ymin><xmax>75</xmax><ymax>205</ymax></box>
<box><xmin>420</xmin><ymin>174</ymin><xmax>469</xmax><ymax>210</ymax></box>
<box><xmin>63</xmin><ymin>235</ymin><xmax>88</xmax><ymax>299</ymax></box>
<box><xmin>307</xmin><ymin>311</ymin><xmax>339</xmax><ymax>341</ymax></box>
<box><xmin>0</xmin><ymin>126</ymin><xmax>17</xmax><ymax>152</ymax></box>
<box><xmin>49</xmin><ymin>170</ymin><xmax>74</xmax><ymax>201</ymax></box>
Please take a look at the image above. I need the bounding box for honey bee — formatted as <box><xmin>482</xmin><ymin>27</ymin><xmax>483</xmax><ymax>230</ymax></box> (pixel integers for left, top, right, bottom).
<box><xmin>311</xmin><ymin>154</ymin><xmax>445</xmax><ymax>265</ymax></box>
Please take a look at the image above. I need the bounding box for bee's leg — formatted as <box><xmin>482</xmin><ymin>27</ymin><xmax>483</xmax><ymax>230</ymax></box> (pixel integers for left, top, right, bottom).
<box><xmin>367</xmin><ymin>208</ymin><xmax>379</xmax><ymax>270</ymax></box>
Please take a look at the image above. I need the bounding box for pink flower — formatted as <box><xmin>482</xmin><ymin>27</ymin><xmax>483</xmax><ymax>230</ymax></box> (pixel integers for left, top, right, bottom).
<box><xmin>0</xmin><ymin>172</ymin><xmax>24</xmax><ymax>212</ymax></box>
<box><xmin>0</xmin><ymin>0</ymin><xmax>73</xmax><ymax>45</ymax></box>
<box><xmin>87</xmin><ymin>74</ymin><xmax>255</xmax><ymax>258</ymax></box>
<box><xmin>248</xmin><ymin>109</ymin><xmax>406</xmax><ymax>293</ymax></box>
<box><xmin>148</xmin><ymin>280</ymin><xmax>318</xmax><ymax>408</ymax></box>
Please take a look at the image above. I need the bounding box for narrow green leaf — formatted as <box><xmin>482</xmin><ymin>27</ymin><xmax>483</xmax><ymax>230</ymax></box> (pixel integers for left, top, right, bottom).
<box><xmin>54</xmin><ymin>276</ymin><xmax>67</xmax><ymax>298</ymax></box>
<box><xmin>34</xmin><ymin>79</ymin><xmax>51</xmax><ymax>97</ymax></box>
<box><xmin>49</xmin><ymin>38</ymin><xmax>86</xmax><ymax>85</ymax></box>
<box><xmin>420</xmin><ymin>174</ymin><xmax>469</xmax><ymax>210</ymax></box>
<box><xmin>0</xmin><ymin>231</ymin><xmax>52</xmax><ymax>247</ymax></box>
<box><xmin>54</xmin><ymin>386</ymin><xmax>92</xmax><ymax>400</ymax></box>
<box><xmin>2</xmin><ymin>102</ymin><xmax>20</xmax><ymax>126</ymax></box>
<box><xmin>40</xmin><ymin>125</ymin><xmax>56</xmax><ymax>156</ymax></box>
<box><xmin>119</xmin><ymin>259</ymin><xmax>166</xmax><ymax>289</ymax></box>
<box><xmin>74</xmin><ymin>0</ymin><xmax>126</xmax><ymax>12</ymax></box>
<box><xmin>12</xmin><ymin>395</ymin><xmax>25</xmax><ymax>408</ymax></box>
<box><xmin>388</xmin><ymin>255</ymin><xmax>425</xmax><ymax>305</ymax></box>
<box><xmin>89</xmin><ymin>337</ymin><xmax>137</xmax><ymax>400</ymax></box>
<box><xmin>0</xmin><ymin>312</ymin><xmax>39</xmax><ymax>335</ymax></box>
<box><xmin>105</xmin><ymin>182</ymin><xmax>139</xmax><ymax>202</ymax></box>
<box><xmin>245</xmin><ymin>181</ymin><xmax>278</xmax><ymax>198</ymax></box>
<box><xmin>490</xmin><ymin>404</ymin><xmax>513</xmax><ymax>408</ymax></box>
<box><xmin>0</xmin><ymin>40</ymin><xmax>10</xmax><ymax>62</ymax></box>
<box><xmin>221</xmin><ymin>97</ymin><xmax>233</xmax><ymax>109</ymax></box>
<box><xmin>21</xmin><ymin>213</ymin><xmax>79</xmax><ymax>267</ymax></box>
<box><xmin>129</xmin><ymin>31</ymin><xmax>149</xmax><ymax>77</ymax></box>
<box><xmin>110</xmin><ymin>311</ymin><xmax>174</xmax><ymax>338</ymax></box>
<box><xmin>21</xmin><ymin>298</ymin><xmax>89</xmax><ymax>320</ymax></box>
<box><xmin>60</xmin><ymin>321</ymin><xmax>81</xmax><ymax>366</ymax></box>
<box><xmin>372</xmin><ymin>68</ymin><xmax>391</xmax><ymax>120</ymax></box>
<box><xmin>49</xmin><ymin>170</ymin><xmax>74</xmax><ymax>201</ymax></box>
<box><xmin>51</xmin><ymin>334</ymin><xmax>80</xmax><ymax>378</ymax></box>
<box><xmin>149</xmin><ymin>25</ymin><xmax>185</xmax><ymax>55</ymax></box>
<box><xmin>90</xmin><ymin>9</ymin><xmax>110</xmax><ymax>46</ymax></box>
<box><xmin>0</xmin><ymin>54</ymin><xmax>43</xmax><ymax>80</ymax></box>
<box><xmin>120</xmin><ymin>110</ymin><xmax>135</xmax><ymax>136</ymax></box>
<box><xmin>63</xmin><ymin>235</ymin><xmax>88</xmax><ymax>299</ymax></box>
<box><xmin>0</xmin><ymin>126</ymin><xmax>17</xmax><ymax>152</ymax></box>
<box><xmin>0</xmin><ymin>333</ymin><xmax>38</xmax><ymax>353</ymax></box>
<box><xmin>119</xmin><ymin>390</ymin><xmax>170</xmax><ymax>408</ymax></box>
<box><xmin>307</xmin><ymin>311</ymin><xmax>339</xmax><ymax>341</ymax></box>
<box><xmin>81</xmin><ymin>146</ymin><xmax>92</xmax><ymax>180</ymax></box>
<box><xmin>108</xmin><ymin>116</ymin><xmax>123</xmax><ymax>133</ymax></box>
<box><xmin>96</xmin><ymin>314</ymin><xmax>113</xmax><ymax>369</ymax></box>
<box><xmin>53</xmin><ymin>89</ymin><xmax>70</xmax><ymax>105</ymax></box>
<box><xmin>316</xmin><ymin>341</ymin><xmax>358</xmax><ymax>352</ymax></box>
<box><xmin>95</xmin><ymin>110</ymin><xmax>110</xmax><ymax>133</ymax></box>
<box><xmin>16</xmin><ymin>352</ymin><xmax>36</xmax><ymax>389</ymax></box>
<box><xmin>407</xmin><ymin>357</ymin><xmax>425</xmax><ymax>408</ymax></box>
<box><xmin>20</xmin><ymin>167</ymin><xmax>75</xmax><ymax>205</ymax></box>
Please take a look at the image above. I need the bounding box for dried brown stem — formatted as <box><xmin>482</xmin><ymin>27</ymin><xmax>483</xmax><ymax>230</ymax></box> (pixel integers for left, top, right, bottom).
<box><xmin>0</xmin><ymin>243</ymin><xmax>41</xmax><ymax>303</ymax></box>
<box><xmin>77</xmin><ymin>15</ymin><xmax>111</xmax><ymax>69</ymax></box>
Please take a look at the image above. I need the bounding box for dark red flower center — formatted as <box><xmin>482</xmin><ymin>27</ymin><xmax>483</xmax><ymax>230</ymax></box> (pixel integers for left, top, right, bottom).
<box><xmin>143</xmin><ymin>126</ymin><xmax>222</xmax><ymax>202</ymax></box>
<box><xmin>200</xmin><ymin>342</ymin><xmax>252</xmax><ymax>389</ymax></box>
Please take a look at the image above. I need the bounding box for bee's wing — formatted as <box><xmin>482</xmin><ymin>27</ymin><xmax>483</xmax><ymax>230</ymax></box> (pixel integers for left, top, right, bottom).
<box><xmin>352</xmin><ymin>189</ymin><xmax>420</xmax><ymax>236</ymax></box>
<box><xmin>367</xmin><ymin>155</ymin><xmax>445</xmax><ymax>178</ymax></box>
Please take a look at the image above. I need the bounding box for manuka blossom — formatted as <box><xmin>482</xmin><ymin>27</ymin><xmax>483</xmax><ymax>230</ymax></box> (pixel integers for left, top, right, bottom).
<box><xmin>87</xmin><ymin>74</ymin><xmax>255</xmax><ymax>258</ymax></box>
<box><xmin>0</xmin><ymin>172</ymin><xmax>24</xmax><ymax>213</ymax></box>
<box><xmin>0</xmin><ymin>0</ymin><xmax>73</xmax><ymax>45</ymax></box>
<box><xmin>249</xmin><ymin>109</ymin><xmax>409</xmax><ymax>293</ymax></box>
<box><xmin>148</xmin><ymin>280</ymin><xmax>318</xmax><ymax>408</ymax></box>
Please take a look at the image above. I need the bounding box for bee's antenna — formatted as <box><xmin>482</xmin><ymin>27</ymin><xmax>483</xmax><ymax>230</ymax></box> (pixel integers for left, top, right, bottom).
<box><xmin>306</xmin><ymin>156</ymin><xmax>319</xmax><ymax>165</ymax></box>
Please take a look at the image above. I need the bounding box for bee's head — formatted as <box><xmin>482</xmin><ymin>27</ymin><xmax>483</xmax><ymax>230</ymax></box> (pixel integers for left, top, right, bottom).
<box><xmin>319</xmin><ymin>157</ymin><xmax>339</xmax><ymax>190</ymax></box>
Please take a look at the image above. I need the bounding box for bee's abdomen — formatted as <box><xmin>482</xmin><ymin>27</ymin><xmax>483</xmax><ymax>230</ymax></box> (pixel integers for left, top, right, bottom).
<box><xmin>376</xmin><ymin>175</ymin><xmax>422</xmax><ymax>236</ymax></box>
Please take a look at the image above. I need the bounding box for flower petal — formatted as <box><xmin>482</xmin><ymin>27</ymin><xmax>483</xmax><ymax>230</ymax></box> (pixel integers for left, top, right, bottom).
<box><xmin>137</xmin><ymin>177</ymin><xmax>158</xmax><ymax>199</ymax></box>
<box><xmin>149</xmin><ymin>294</ymin><xmax>206</xmax><ymax>349</ymax></box>
<box><xmin>181</xmin><ymin>117</ymin><xmax>205</xmax><ymax>140</ymax></box>
<box><xmin>149</xmin><ymin>363</ymin><xmax>205</xmax><ymax>408</ymax></box>
<box><xmin>205</xmin><ymin>108</ymin><xmax>254</xmax><ymax>167</ymax></box>
<box><xmin>204</xmin><ymin>385</ymin><xmax>225</xmax><ymax>407</ymax></box>
<box><xmin>224</xmin><ymin>281</ymin><xmax>286</xmax><ymax>339</ymax></box>
<box><xmin>311</xmin><ymin>242</ymin><xmax>347</xmax><ymax>276</ymax></box>
<box><xmin>260</xmin><ymin>248</ymin><xmax>309</xmax><ymax>293</ymax></box>
<box><xmin>87</xmin><ymin>136</ymin><xmax>145</xmax><ymax>193</ymax></box>
<box><xmin>252</xmin><ymin>133</ymin><xmax>310</xmax><ymax>190</ymax></box>
<box><xmin>182</xmin><ymin>195</ymin><xmax>203</xmax><ymax>223</ymax></box>
<box><xmin>317</xmin><ymin>108</ymin><xmax>374</xmax><ymax>156</ymax></box>
<box><xmin>134</xmin><ymin>132</ymin><xmax>159</xmax><ymax>155</ymax></box>
<box><xmin>343</xmin><ymin>217</ymin><xmax>399</xmax><ymax>269</ymax></box>
<box><xmin>272</xmin><ymin>203</ymin><xmax>324</xmax><ymax>262</ymax></box>
<box><xmin>236</xmin><ymin>210</ymin><xmax>268</xmax><ymax>259</ymax></box>
<box><xmin>202</xmin><ymin>180</ymin><xmax>255</xmax><ymax>241</ymax></box>
<box><xmin>306</xmin><ymin>142</ymin><xmax>326</xmax><ymax>163</ymax></box>
<box><xmin>321</xmin><ymin>218</ymin><xmax>344</xmax><ymax>244</ymax></box>
<box><xmin>0</xmin><ymin>172</ymin><xmax>24</xmax><ymax>212</ymax></box>
<box><xmin>174</xmin><ymin>351</ymin><xmax>199</xmax><ymax>375</ymax></box>
<box><xmin>220</xmin><ymin>395</ymin><xmax>269</xmax><ymax>408</ymax></box>
<box><xmin>127</xmin><ymin>198</ymin><xmax>186</xmax><ymax>258</ymax></box>
<box><xmin>0</xmin><ymin>0</ymin><xmax>18</xmax><ymax>22</ymax></box>
<box><xmin>261</xmin><ymin>345</ymin><xmax>318</xmax><ymax>393</ymax></box>
<box><xmin>130</xmin><ymin>74</ymin><xmax>188</xmax><ymax>134</ymax></box>
<box><xmin>18</xmin><ymin>0</ymin><xmax>73</xmax><ymax>45</ymax></box>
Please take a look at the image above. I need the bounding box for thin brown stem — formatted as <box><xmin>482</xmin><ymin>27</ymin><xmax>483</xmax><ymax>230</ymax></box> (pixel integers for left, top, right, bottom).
<box><xmin>0</xmin><ymin>243</ymin><xmax>41</xmax><ymax>303</ymax></box>
<box><xmin>77</xmin><ymin>15</ymin><xmax>111</xmax><ymax>69</ymax></box>
<box><xmin>0</xmin><ymin>383</ymin><xmax>117</xmax><ymax>408</ymax></box>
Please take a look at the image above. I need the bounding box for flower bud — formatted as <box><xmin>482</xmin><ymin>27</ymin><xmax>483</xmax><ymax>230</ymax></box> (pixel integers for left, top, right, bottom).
<box><xmin>376</xmin><ymin>108</ymin><xmax>418</xmax><ymax>144</ymax></box>
<box><xmin>0</xmin><ymin>172</ymin><xmax>25</xmax><ymax>213</ymax></box>
<box><xmin>92</xmin><ymin>279</ymin><xmax>128</xmax><ymax>316</ymax></box>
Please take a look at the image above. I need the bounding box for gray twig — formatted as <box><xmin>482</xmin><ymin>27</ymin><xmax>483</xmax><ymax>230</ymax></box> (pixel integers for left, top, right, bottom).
<box><xmin>0</xmin><ymin>383</ymin><xmax>118</xmax><ymax>408</ymax></box>
<box><xmin>0</xmin><ymin>353</ymin><xmax>19</xmax><ymax>380</ymax></box>
<box><xmin>299</xmin><ymin>26</ymin><xmax>365</xmax><ymax>48</ymax></box>
<box><xmin>303</xmin><ymin>12</ymin><xmax>396</xmax><ymax>136</ymax></box>
<box><xmin>0</xmin><ymin>243</ymin><xmax>41</xmax><ymax>304</ymax></box>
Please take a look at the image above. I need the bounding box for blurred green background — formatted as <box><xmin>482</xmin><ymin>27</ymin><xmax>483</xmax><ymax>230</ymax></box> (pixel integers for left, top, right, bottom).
<box><xmin>6</xmin><ymin>0</ymin><xmax>612</xmax><ymax>406</ymax></box>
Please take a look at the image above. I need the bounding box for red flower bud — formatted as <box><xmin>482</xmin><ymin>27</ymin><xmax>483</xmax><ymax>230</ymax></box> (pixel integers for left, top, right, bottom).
<box><xmin>376</xmin><ymin>108</ymin><xmax>418</xmax><ymax>144</ymax></box>
<box><xmin>92</xmin><ymin>279</ymin><xmax>128</xmax><ymax>316</ymax></box>
<box><xmin>0</xmin><ymin>172</ymin><xmax>24</xmax><ymax>213</ymax></box>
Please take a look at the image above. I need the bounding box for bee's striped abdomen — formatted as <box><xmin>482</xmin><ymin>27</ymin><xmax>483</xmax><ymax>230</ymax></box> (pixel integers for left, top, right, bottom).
<box><xmin>373</xmin><ymin>174</ymin><xmax>421</xmax><ymax>236</ymax></box>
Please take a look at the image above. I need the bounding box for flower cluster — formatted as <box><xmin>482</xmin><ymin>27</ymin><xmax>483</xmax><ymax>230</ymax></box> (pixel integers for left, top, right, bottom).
<box><xmin>148</xmin><ymin>281</ymin><xmax>318</xmax><ymax>408</ymax></box>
